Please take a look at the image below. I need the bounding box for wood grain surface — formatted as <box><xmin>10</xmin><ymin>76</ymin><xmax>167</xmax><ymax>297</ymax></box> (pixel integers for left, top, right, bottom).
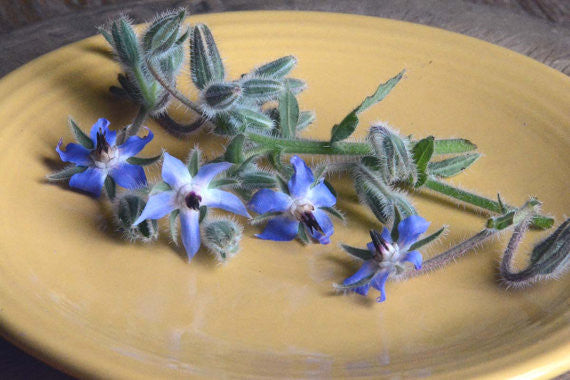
<box><xmin>0</xmin><ymin>1</ymin><xmax>568</xmax><ymax>378</ymax></box>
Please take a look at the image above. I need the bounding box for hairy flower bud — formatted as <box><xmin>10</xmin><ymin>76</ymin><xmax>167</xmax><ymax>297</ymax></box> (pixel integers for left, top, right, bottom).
<box><xmin>202</xmin><ymin>217</ymin><xmax>243</xmax><ymax>261</ymax></box>
<box><xmin>368</xmin><ymin>123</ymin><xmax>416</xmax><ymax>184</ymax></box>
<box><xmin>116</xmin><ymin>194</ymin><xmax>159</xmax><ymax>242</ymax></box>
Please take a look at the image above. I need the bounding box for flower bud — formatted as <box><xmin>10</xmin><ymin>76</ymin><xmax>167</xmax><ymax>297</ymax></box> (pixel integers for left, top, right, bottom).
<box><xmin>368</xmin><ymin>123</ymin><xmax>416</xmax><ymax>184</ymax></box>
<box><xmin>253</xmin><ymin>55</ymin><xmax>297</xmax><ymax>78</ymax></box>
<box><xmin>191</xmin><ymin>23</ymin><xmax>225</xmax><ymax>90</ymax></box>
<box><xmin>202</xmin><ymin>82</ymin><xmax>242</xmax><ymax>113</ymax></box>
<box><xmin>116</xmin><ymin>194</ymin><xmax>159</xmax><ymax>242</ymax></box>
<box><xmin>202</xmin><ymin>217</ymin><xmax>243</xmax><ymax>261</ymax></box>
<box><xmin>241</xmin><ymin>77</ymin><xmax>283</xmax><ymax>102</ymax></box>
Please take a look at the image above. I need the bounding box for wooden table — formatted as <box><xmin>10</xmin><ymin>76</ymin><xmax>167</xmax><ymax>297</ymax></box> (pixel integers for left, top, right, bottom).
<box><xmin>0</xmin><ymin>1</ymin><xmax>568</xmax><ymax>378</ymax></box>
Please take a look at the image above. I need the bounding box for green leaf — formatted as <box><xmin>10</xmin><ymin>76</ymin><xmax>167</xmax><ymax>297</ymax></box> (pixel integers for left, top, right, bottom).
<box><xmin>296</xmin><ymin>111</ymin><xmax>315</xmax><ymax>132</ymax></box>
<box><xmin>224</xmin><ymin>134</ymin><xmax>245</xmax><ymax>164</ymax></box>
<box><xmin>104</xmin><ymin>176</ymin><xmax>116</xmax><ymax>200</ymax></box>
<box><xmin>320</xmin><ymin>206</ymin><xmax>344</xmax><ymax>221</ymax></box>
<box><xmin>187</xmin><ymin>149</ymin><xmax>201</xmax><ymax>176</ymax></box>
<box><xmin>150</xmin><ymin>181</ymin><xmax>171</xmax><ymax>195</ymax></box>
<box><xmin>341</xmin><ymin>244</ymin><xmax>374</xmax><ymax>261</ymax></box>
<box><xmin>330</xmin><ymin>70</ymin><xmax>404</xmax><ymax>143</ymax></box>
<box><xmin>127</xmin><ymin>154</ymin><xmax>162</xmax><ymax>166</ymax></box>
<box><xmin>412</xmin><ymin>136</ymin><xmax>434</xmax><ymax>187</ymax></box>
<box><xmin>190</xmin><ymin>24</ymin><xmax>225</xmax><ymax>90</ymax></box>
<box><xmin>169</xmin><ymin>209</ymin><xmax>180</xmax><ymax>244</ymax></box>
<box><xmin>142</xmin><ymin>9</ymin><xmax>186</xmax><ymax>56</ymax></box>
<box><xmin>68</xmin><ymin>117</ymin><xmax>93</xmax><ymax>149</ymax></box>
<box><xmin>433</xmin><ymin>139</ymin><xmax>477</xmax><ymax>155</ymax></box>
<box><xmin>254</xmin><ymin>55</ymin><xmax>297</xmax><ymax>78</ymax></box>
<box><xmin>46</xmin><ymin>166</ymin><xmax>86</xmax><ymax>182</ymax></box>
<box><xmin>409</xmin><ymin>226</ymin><xmax>445</xmax><ymax>251</ymax></box>
<box><xmin>278</xmin><ymin>88</ymin><xmax>299</xmax><ymax>138</ymax></box>
<box><xmin>242</xmin><ymin>78</ymin><xmax>283</xmax><ymax>101</ymax></box>
<box><xmin>428</xmin><ymin>153</ymin><xmax>480</xmax><ymax>178</ymax></box>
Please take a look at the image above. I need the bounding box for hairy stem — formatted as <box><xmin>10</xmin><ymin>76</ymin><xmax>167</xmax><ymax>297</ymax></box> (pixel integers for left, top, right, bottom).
<box><xmin>245</xmin><ymin>132</ymin><xmax>372</xmax><ymax>155</ymax></box>
<box><xmin>146</xmin><ymin>60</ymin><xmax>202</xmax><ymax>114</ymax></box>
<box><xmin>117</xmin><ymin>106</ymin><xmax>148</xmax><ymax>145</ymax></box>
<box><xmin>499</xmin><ymin>221</ymin><xmax>533</xmax><ymax>284</ymax></box>
<box><xmin>424</xmin><ymin>176</ymin><xmax>552</xmax><ymax>230</ymax></box>
<box><xmin>398</xmin><ymin>228</ymin><xmax>497</xmax><ymax>279</ymax></box>
<box><xmin>153</xmin><ymin>112</ymin><xmax>205</xmax><ymax>137</ymax></box>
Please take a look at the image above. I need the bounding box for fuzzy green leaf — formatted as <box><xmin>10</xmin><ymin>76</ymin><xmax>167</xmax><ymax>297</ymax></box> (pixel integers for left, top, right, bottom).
<box><xmin>46</xmin><ymin>166</ymin><xmax>86</xmax><ymax>182</ymax></box>
<box><xmin>278</xmin><ymin>88</ymin><xmax>299</xmax><ymax>138</ymax></box>
<box><xmin>409</xmin><ymin>226</ymin><xmax>445</xmax><ymax>251</ymax></box>
<box><xmin>254</xmin><ymin>55</ymin><xmax>297</xmax><ymax>78</ymax></box>
<box><xmin>320</xmin><ymin>206</ymin><xmax>344</xmax><ymax>221</ymax></box>
<box><xmin>112</xmin><ymin>18</ymin><xmax>141</xmax><ymax>66</ymax></box>
<box><xmin>296</xmin><ymin>111</ymin><xmax>315</xmax><ymax>132</ymax></box>
<box><xmin>341</xmin><ymin>244</ymin><xmax>374</xmax><ymax>261</ymax></box>
<box><xmin>127</xmin><ymin>154</ymin><xmax>162</xmax><ymax>166</ymax></box>
<box><xmin>240</xmin><ymin>172</ymin><xmax>276</xmax><ymax>189</ymax></box>
<box><xmin>230</xmin><ymin>108</ymin><xmax>274</xmax><ymax>130</ymax></box>
<box><xmin>412</xmin><ymin>136</ymin><xmax>434</xmax><ymax>187</ymax></box>
<box><xmin>330</xmin><ymin>70</ymin><xmax>404</xmax><ymax>143</ymax></box>
<box><xmin>209</xmin><ymin>178</ymin><xmax>238</xmax><ymax>189</ymax></box>
<box><xmin>169</xmin><ymin>209</ymin><xmax>180</xmax><ymax>244</ymax></box>
<box><xmin>224</xmin><ymin>134</ymin><xmax>246</xmax><ymax>164</ymax></box>
<box><xmin>190</xmin><ymin>24</ymin><xmax>225</xmax><ymax>89</ymax></box>
<box><xmin>283</xmin><ymin>78</ymin><xmax>307</xmax><ymax>94</ymax></box>
<box><xmin>428</xmin><ymin>152</ymin><xmax>480</xmax><ymax>178</ymax></box>
<box><xmin>433</xmin><ymin>139</ymin><xmax>477</xmax><ymax>155</ymax></box>
<box><xmin>68</xmin><ymin>118</ymin><xmax>93</xmax><ymax>149</ymax></box>
<box><xmin>143</xmin><ymin>9</ymin><xmax>186</xmax><ymax>56</ymax></box>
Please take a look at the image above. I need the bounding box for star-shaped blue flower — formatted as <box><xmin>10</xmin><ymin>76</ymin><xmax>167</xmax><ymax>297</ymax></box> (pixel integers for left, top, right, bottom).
<box><xmin>339</xmin><ymin>215</ymin><xmax>430</xmax><ymax>302</ymax></box>
<box><xmin>248</xmin><ymin>155</ymin><xmax>336</xmax><ymax>244</ymax></box>
<box><xmin>134</xmin><ymin>152</ymin><xmax>250</xmax><ymax>260</ymax></box>
<box><xmin>56</xmin><ymin>118</ymin><xmax>153</xmax><ymax>197</ymax></box>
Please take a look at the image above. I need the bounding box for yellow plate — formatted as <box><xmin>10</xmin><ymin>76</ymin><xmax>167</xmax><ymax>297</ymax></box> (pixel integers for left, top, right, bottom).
<box><xmin>0</xmin><ymin>11</ymin><xmax>568</xmax><ymax>379</ymax></box>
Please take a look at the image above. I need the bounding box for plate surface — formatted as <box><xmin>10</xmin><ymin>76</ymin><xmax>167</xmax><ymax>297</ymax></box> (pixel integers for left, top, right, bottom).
<box><xmin>0</xmin><ymin>11</ymin><xmax>568</xmax><ymax>379</ymax></box>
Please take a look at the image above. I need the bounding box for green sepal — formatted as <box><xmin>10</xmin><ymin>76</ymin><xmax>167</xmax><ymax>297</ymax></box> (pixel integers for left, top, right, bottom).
<box><xmin>203</xmin><ymin>82</ymin><xmax>241</xmax><ymax>110</ymax></box>
<box><xmin>324</xmin><ymin>180</ymin><xmax>337</xmax><ymax>198</ymax></box>
<box><xmin>341</xmin><ymin>244</ymin><xmax>374</xmax><ymax>261</ymax></box>
<box><xmin>254</xmin><ymin>55</ymin><xmax>297</xmax><ymax>78</ymax></box>
<box><xmin>283</xmin><ymin>78</ymin><xmax>307</xmax><ymax>94</ymax></box>
<box><xmin>230</xmin><ymin>109</ymin><xmax>274</xmax><ymax>131</ymax></box>
<box><xmin>224</xmin><ymin>134</ymin><xmax>246</xmax><ymax>164</ymax></box>
<box><xmin>409</xmin><ymin>226</ymin><xmax>445</xmax><ymax>251</ymax></box>
<box><xmin>169</xmin><ymin>209</ymin><xmax>180</xmax><ymax>244</ymax></box>
<box><xmin>296</xmin><ymin>111</ymin><xmax>315</xmax><ymax>132</ymax></box>
<box><xmin>199</xmin><ymin>206</ymin><xmax>208</xmax><ymax>222</ymax></box>
<box><xmin>428</xmin><ymin>152</ymin><xmax>480</xmax><ymax>178</ymax></box>
<box><xmin>138</xmin><ymin>218</ymin><xmax>159</xmax><ymax>240</ymax></box>
<box><xmin>278</xmin><ymin>87</ymin><xmax>299</xmax><ymax>138</ymax></box>
<box><xmin>46</xmin><ymin>166</ymin><xmax>86</xmax><ymax>182</ymax></box>
<box><xmin>209</xmin><ymin>178</ymin><xmax>239</xmax><ymax>189</ymax></box>
<box><xmin>98</xmin><ymin>27</ymin><xmax>114</xmax><ymax>45</ymax></box>
<box><xmin>391</xmin><ymin>206</ymin><xmax>402</xmax><ymax>242</ymax></box>
<box><xmin>529</xmin><ymin>218</ymin><xmax>570</xmax><ymax>275</ymax></box>
<box><xmin>330</xmin><ymin>70</ymin><xmax>404</xmax><ymax>143</ymax></box>
<box><xmin>251</xmin><ymin>211</ymin><xmax>283</xmax><ymax>225</ymax></box>
<box><xmin>497</xmin><ymin>193</ymin><xmax>507</xmax><ymax>213</ymax></box>
<box><xmin>487</xmin><ymin>198</ymin><xmax>541</xmax><ymax>230</ymax></box>
<box><xmin>320</xmin><ymin>206</ymin><xmax>344</xmax><ymax>221</ymax></box>
<box><xmin>127</xmin><ymin>154</ymin><xmax>162</xmax><ymax>166</ymax></box>
<box><xmin>68</xmin><ymin>117</ymin><xmax>93</xmax><ymax>149</ymax></box>
<box><xmin>333</xmin><ymin>274</ymin><xmax>374</xmax><ymax>291</ymax></box>
<box><xmin>142</xmin><ymin>9</ymin><xmax>186</xmax><ymax>57</ymax></box>
<box><xmin>234</xmin><ymin>154</ymin><xmax>261</xmax><ymax>175</ymax></box>
<box><xmin>190</xmin><ymin>24</ymin><xmax>225</xmax><ymax>89</ymax></box>
<box><xmin>240</xmin><ymin>172</ymin><xmax>276</xmax><ymax>189</ymax></box>
<box><xmin>150</xmin><ymin>180</ymin><xmax>172</xmax><ymax>195</ymax></box>
<box><xmin>297</xmin><ymin>224</ymin><xmax>310</xmax><ymax>245</ymax></box>
<box><xmin>242</xmin><ymin>78</ymin><xmax>283</xmax><ymax>102</ymax></box>
<box><xmin>111</xmin><ymin>18</ymin><xmax>141</xmax><ymax>66</ymax></box>
<box><xmin>187</xmin><ymin>148</ymin><xmax>201</xmax><ymax>176</ymax></box>
<box><xmin>412</xmin><ymin>136</ymin><xmax>434</xmax><ymax>187</ymax></box>
<box><xmin>432</xmin><ymin>138</ymin><xmax>477</xmax><ymax>155</ymax></box>
<box><xmin>275</xmin><ymin>174</ymin><xmax>289</xmax><ymax>194</ymax></box>
<box><xmin>117</xmin><ymin>194</ymin><xmax>159</xmax><ymax>241</ymax></box>
<box><xmin>104</xmin><ymin>176</ymin><xmax>116</xmax><ymax>200</ymax></box>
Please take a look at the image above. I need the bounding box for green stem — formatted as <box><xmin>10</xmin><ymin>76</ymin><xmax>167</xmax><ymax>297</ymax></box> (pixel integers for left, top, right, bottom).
<box><xmin>116</xmin><ymin>106</ymin><xmax>149</xmax><ymax>145</ymax></box>
<box><xmin>146</xmin><ymin>60</ymin><xmax>202</xmax><ymax>114</ymax></box>
<box><xmin>245</xmin><ymin>132</ymin><xmax>372</xmax><ymax>155</ymax></box>
<box><xmin>424</xmin><ymin>176</ymin><xmax>553</xmax><ymax>229</ymax></box>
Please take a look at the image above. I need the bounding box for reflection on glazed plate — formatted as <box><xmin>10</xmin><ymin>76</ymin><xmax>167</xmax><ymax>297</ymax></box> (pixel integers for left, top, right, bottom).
<box><xmin>0</xmin><ymin>11</ymin><xmax>568</xmax><ymax>379</ymax></box>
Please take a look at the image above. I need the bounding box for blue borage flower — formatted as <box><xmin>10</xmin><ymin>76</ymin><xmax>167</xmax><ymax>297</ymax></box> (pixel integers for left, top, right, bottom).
<box><xmin>56</xmin><ymin>118</ymin><xmax>153</xmax><ymax>197</ymax></box>
<box><xmin>337</xmin><ymin>215</ymin><xmax>430</xmax><ymax>302</ymax></box>
<box><xmin>134</xmin><ymin>152</ymin><xmax>249</xmax><ymax>260</ymax></box>
<box><xmin>248</xmin><ymin>155</ymin><xmax>336</xmax><ymax>244</ymax></box>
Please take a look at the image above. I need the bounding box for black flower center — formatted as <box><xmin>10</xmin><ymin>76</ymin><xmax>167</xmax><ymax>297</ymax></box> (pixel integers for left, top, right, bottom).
<box><xmin>185</xmin><ymin>191</ymin><xmax>202</xmax><ymax>210</ymax></box>
<box><xmin>300</xmin><ymin>212</ymin><xmax>323</xmax><ymax>235</ymax></box>
<box><xmin>369</xmin><ymin>229</ymin><xmax>391</xmax><ymax>262</ymax></box>
<box><xmin>96</xmin><ymin>129</ymin><xmax>110</xmax><ymax>155</ymax></box>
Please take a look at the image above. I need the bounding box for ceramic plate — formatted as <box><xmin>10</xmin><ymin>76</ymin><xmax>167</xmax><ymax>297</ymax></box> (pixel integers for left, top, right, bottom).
<box><xmin>0</xmin><ymin>11</ymin><xmax>568</xmax><ymax>379</ymax></box>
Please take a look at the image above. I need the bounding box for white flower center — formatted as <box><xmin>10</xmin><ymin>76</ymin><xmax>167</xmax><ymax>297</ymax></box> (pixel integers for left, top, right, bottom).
<box><xmin>288</xmin><ymin>198</ymin><xmax>315</xmax><ymax>220</ymax></box>
<box><xmin>91</xmin><ymin>146</ymin><xmax>119</xmax><ymax>169</ymax></box>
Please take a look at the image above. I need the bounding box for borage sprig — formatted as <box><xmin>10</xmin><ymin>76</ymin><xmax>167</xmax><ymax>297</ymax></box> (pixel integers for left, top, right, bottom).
<box><xmin>47</xmin><ymin>8</ymin><xmax>568</xmax><ymax>304</ymax></box>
